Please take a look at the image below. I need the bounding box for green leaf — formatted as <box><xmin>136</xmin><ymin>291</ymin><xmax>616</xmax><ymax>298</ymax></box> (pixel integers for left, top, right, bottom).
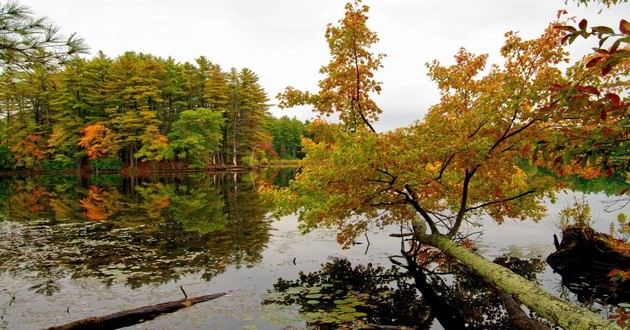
<box><xmin>592</xmin><ymin>26</ymin><xmax>615</xmax><ymax>34</ymax></box>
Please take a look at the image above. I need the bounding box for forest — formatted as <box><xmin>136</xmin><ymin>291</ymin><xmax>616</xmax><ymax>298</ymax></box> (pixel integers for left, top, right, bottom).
<box><xmin>0</xmin><ymin>23</ymin><xmax>307</xmax><ymax>171</ymax></box>
<box><xmin>0</xmin><ymin>0</ymin><xmax>629</xmax><ymax>329</ymax></box>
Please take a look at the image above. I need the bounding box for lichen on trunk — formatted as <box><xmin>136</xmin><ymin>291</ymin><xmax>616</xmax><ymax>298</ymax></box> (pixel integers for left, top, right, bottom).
<box><xmin>420</xmin><ymin>233</ymin><xmax>619</xmax><ymax>330</ymax></box>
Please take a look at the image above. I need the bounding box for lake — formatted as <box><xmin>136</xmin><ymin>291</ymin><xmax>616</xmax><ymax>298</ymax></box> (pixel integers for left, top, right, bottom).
<box><xmin>0</xmin><ymin>170</ymin><xmax>625</xmax><ymax>329</ymax></box>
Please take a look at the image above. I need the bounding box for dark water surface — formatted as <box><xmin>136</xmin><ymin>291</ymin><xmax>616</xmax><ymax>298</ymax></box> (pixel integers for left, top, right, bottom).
<box><xmin>0</xmin><ymin>171</ymin><xmax>625</xmax><ymax>329</ymax></box>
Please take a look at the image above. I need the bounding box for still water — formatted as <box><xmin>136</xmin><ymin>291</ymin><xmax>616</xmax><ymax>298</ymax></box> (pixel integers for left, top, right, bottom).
<box><xmin>0</xmin><ymin>170</ymin><xmax>625</xmax><ymax>329</ymax></box>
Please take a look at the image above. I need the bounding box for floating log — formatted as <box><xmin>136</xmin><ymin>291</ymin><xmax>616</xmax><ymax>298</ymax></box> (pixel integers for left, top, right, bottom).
<box><xmin>47</xmin><ymin>292</ymin><xmax>226</xmax><ymax>330</ymax></box>
<box><xmin>547</xmin><ymin>225</ymin><xmax>630</xmax><ymax>304</ymax></box>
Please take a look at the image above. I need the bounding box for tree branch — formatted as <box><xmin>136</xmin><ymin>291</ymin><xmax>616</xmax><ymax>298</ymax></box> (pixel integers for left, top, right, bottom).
<box><xmin>465</xmin><ymin>189</ymin><xmax>536</xmax><ymax>213</ymax></box>
<box><xmin>447</xmin><ymin>168</ymin><xmax>476</xmax><ymax>238</ymax></box>
<box><xmin>351</xmin><ymin>30</ymin><xmax>376</xmax><ymax>133</ymax></box>
<box><xmin>392</xmin><ymin>184</ymin><xmax>440</xmax><ymax>235</ymax></box>
<box><xmin>435</xmin><ymin>153</ymin><xmax>454</xmax><ymax>181</ymax></box>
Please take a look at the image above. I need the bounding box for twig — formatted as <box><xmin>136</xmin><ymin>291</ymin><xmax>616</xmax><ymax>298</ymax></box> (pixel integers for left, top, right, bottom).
<box><xmin>180</xmin><ymin>285</ymin><xmax>187</xmax><ymax>299</ymax></box>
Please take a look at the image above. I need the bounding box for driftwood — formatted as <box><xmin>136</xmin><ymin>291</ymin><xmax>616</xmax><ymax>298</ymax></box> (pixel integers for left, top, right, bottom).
<box><xmin>46</xmin><ymin>292</ymin><xmax>226</xmax><ymax>330</ymax></box>
<box><xmin>547</xmin><ymin>226</ymin><xmax>630</xmax><ymax>304</ymax></box>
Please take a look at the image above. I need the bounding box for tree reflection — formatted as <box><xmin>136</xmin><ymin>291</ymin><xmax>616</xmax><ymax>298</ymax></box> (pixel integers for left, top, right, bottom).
<box><xmin>0</xmin><ymin>171</ymin><xmax>275</xmax><ymax>294</ymax></box>
<box><xmin>263</xmin><ymin>254</ymin><xmax>546</xmax><ymax>329</ymax></box>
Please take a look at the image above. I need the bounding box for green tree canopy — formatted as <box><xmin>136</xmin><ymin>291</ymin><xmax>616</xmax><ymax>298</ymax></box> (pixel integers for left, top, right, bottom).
<box><xmin>167</xmin><ymin>108</ymin><xmax>224</xmax><ymax>167</ymax></box>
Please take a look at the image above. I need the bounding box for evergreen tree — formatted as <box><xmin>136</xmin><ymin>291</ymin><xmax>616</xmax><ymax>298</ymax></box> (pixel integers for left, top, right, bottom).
<box><xmin>0</xmin><ymin>1</ymin><xmax>87</xmax><ymax>71</ymax></box>
<box><xmin>0</xmin><ymin>47</ymin><xmax>273</xmax><ymax>170</ymax></box>
<box><xmin>225</xmin><ymin>68</ymin><xmax>270</xmax><ymax>165</ymax></box>
<box><xmin>48</xmin><ymin>58</ymin><xmax>91</xmax><ymax>167</ymax></box>
<box><xmin>160</xmin><ymin>57</ymin><xmax>189</xmax><ymax>133</ymax></box>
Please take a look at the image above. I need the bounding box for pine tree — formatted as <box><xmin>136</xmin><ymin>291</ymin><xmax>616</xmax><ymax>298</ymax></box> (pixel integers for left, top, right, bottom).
<box><xmin>235</xmin><ymin>68</ymin><xmax>270</xmax><ymax>164</ymax></box>
<box><xmin>0</xmin><ymin>1</ymin><xmax>87</xmax><ymax>71</ymax></box>
<box><xmin>48</xmin><ymin>58</ymin><xmax>91</xmax><ymax>167</ymax></box>
<box><xmin>204</xmin><ymin>63</ymin><xmax>229</xmax><ymax>163</ymax></box>
<box><xmin>160</xmin><ymin>57</ymin><xmax>189</xmax><ymax>133</ymax></box>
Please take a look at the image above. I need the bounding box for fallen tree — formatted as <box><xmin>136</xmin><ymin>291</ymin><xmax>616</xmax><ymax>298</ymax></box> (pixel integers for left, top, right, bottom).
<box><xmin>46</xmin><ymin>292</ymin><xmax>226</xmax><ymax>330</ymax></box>
<box><xmin>423</xmin><ymin>233</ymin><xmax>618</xmax><ymax>330</ymax></box>
<box><xmin>399</xmin><ymin>245</ymin><xmax>552</xmax><ymax>330</ymax></box>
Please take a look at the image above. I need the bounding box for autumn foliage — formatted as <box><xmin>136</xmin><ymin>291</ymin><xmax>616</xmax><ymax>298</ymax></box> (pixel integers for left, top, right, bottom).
<box><xmin>277</xmin><ymin>0</ymin><xmax>384</xmax><ymax>132</ymax></box>
<box><xmin>78</xmin><ymin>123</ymin><xmax>119</xmax><ymax>160</ymax></box>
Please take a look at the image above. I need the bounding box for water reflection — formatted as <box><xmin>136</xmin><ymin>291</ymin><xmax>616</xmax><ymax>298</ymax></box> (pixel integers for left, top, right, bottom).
<box><xmin>0</xmin><ymin>169</ymin><xmax>627</xmax><ymax>329</ymax></box>
<box><xmin>263</xmin><ymin>254</ymin><xmax>547</xmax><ymax>329</ymax></box>
<box><xmin>0</xmin><ymin>172</ymin><xmax>277</xmax><ymax>294</ymax></box>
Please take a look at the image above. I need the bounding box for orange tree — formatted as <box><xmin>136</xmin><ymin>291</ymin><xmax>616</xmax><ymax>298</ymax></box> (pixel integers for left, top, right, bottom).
<box><xmin>277</xmin><ymin>0</ymin><xmax>384</xmax><ymax>132</ymax></box>
<box><xmin>78</xmin><ymin>122</ymin><xmax>120</xmax><ymax>161</ymax></box>
<box><xmin>266</xmin><ymin>2</ymin><xmax>620</xmax><ymax>328</ymax></box>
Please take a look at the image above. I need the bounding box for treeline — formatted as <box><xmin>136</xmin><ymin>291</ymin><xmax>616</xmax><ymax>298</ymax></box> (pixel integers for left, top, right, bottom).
<box><xmin>268</xmin><ymin>116</ymin><xmax>306</xmax><ymax>159</ymax></box>
<box><xmin>0</xmin><ymin>51</ymin><xmax>307</xmax><ymax>171</ymax></box>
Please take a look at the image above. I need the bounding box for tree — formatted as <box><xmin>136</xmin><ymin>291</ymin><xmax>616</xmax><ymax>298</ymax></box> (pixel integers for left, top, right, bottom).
<box><xmin>167</xmin><ymin>108</ymin><xmax>224</xmax><ymax>168</ymax></box>
<box><xmin>269</xmin><ymin>116</ymin><xmax>306</xmax><ymax>158</ymax></box>
<box><xmin>135</xmin><ymin>122</ymin><xmax>169</xmax><ymax>164</ymax></box>
<box><xmin>204</xmin><ymin>63</ymin><xmax>230</xmax><ymax>113</ymax></box>
<box><xmin>0</xmin><ymin>1</ymin><xmax>86</xmax><ymax>71</ymax></box>
<box><xmin>225</xmin><ymin>68</ymin><xmax>270</xmax><ymax>165</ymax></box>
<box><xmin>272</xmin><ymin>13</ymin><xmax>569</xmax><ymax>247</ymax></box>
<box><xmin>187</xmin><ymin>56</ymin><xmax>212</xmax><ymax>108</ymax></box>
<box><xmin>277</xmin><ymin>0</ymin><xmax>384</xmax><ymax>132</ymax></box>
<box><xmin>236</xmin><ymin>68</ymin><xmax>270</xmax><ymax>164</ymax></box>
<box><xmin>103</xmin><ymin>52</ymin><xmax>165</xmax><ymax>168</ymax></box>
<box><xmin>78</xmin><ymin>122</ymin><xmax>120</xmax><ymax>160</ymax></box>
<box><xmin>48</xmin><ymin>58</ymin><xmax>91</xmax><ymax>167</ymax></box>
<box><xmin>203</xmin><ymin>63</ymin><xmax>230</xmax><ymax>163</ymax></box>
<box><xmin>269</xmin><ymin>3</ymin><xmax>616</xmax><ymax>327</ymax></box>
<box><xmin>159</xmin><ymin>57</ymin><xmax>189</xmax><ymax>133</ymax></box>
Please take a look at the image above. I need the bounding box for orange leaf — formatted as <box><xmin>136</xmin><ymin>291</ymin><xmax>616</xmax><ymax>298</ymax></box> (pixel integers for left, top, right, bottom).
<box><xmin>586</xmin><ymin>56</ymin><xmax>603</xmax><ymax>68</ymax></box>
<box><xmin>576</xmin><ymin>85</ymin><xmax>600</xmax><ymax>95</ymax></box>
<box><xmin>579</xmin><ymin>19</ymin><xmax>588</xmax><ymax>31</ymax></box>
<box><xmin>605</xmin><ymin>93</ymin><xmax>621</xmax><ymax>106</ymax></box>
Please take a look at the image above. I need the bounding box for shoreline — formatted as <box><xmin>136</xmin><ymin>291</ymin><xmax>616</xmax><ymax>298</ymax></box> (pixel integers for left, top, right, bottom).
<box><xmin>0</xmin><ymin>161</ymin><xmax>301</xmax><ymax>177</ymax></box>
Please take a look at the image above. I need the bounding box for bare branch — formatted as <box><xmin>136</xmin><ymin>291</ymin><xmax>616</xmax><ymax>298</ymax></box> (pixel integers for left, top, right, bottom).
<box><xmin>465</xmin><ymin>189</ymin><xmax>536</xmax><ymax>212</ymax></box>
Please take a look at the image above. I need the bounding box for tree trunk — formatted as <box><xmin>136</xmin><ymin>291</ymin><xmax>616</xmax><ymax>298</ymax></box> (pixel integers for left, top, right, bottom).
<box><xmin>495</xmin><ymin>289</ymin><xmax>551</xmax><ymax>330</ymax></box>
<box><xmin>421</xmin><ymin>234</ymin><xmax>619</xmax><ymax>330</ymax></box>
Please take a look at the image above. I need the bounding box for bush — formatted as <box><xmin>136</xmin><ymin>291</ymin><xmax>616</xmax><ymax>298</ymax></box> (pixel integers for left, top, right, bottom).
<box><xmin>40</xmin><ymin>157</ymin><xmax>76</xmax><ymax>171</ymax></box>
<box><xmin>0</xmin><ymin>145</ymin><xmax>15</xmax><ymax>170</ymax></box>
<box><xmin>90</xmin><ymin>158</ymin><xmax>122</xmax><ymax>171</ymax></box>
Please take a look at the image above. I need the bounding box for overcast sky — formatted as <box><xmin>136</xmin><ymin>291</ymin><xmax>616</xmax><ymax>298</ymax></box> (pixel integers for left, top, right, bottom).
<box><xmin>20</xmin><ymin>0</ymin><xmax>628</xmax><ymax>131</ymax></box>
